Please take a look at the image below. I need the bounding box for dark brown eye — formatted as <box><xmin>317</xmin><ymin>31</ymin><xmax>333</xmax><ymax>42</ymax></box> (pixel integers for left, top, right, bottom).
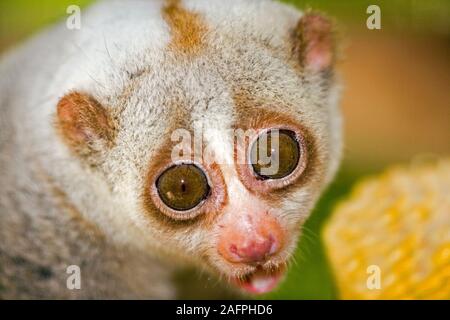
<box><xmin>156</xmin><ymin>164</ymin><xmax>210</xmax><ymax>211</ymax></box>
<box><xmin>250</xmin><ymin>129</ymin><xmax>300</xmax><ymax>180</ymax></box>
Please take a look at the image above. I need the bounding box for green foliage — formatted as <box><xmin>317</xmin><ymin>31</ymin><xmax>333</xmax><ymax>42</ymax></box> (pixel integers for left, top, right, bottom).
<box><xmin>1</xmin><ymin>0</ymin><xmax>449</xmax><ymax>51</ymax></box>
<box><xmin>282</xmin><ymin>0</ymin><xmax>450</xmax><ymax>36</ymax></box>
<box><xmin>0</xmin><ymin>0</ymin><xmax>93</xmax><ymax>50</ymax></box>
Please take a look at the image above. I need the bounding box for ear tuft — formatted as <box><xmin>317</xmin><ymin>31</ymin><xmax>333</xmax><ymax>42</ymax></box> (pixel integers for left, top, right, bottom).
<box><xmin>293</xmin><ymin>12</ymin><xmax>335</xmax><ymax>72</ymax></box>
<box><xmin>56</xmin><ymin>91</ymin><xmax>115</xmax><ymax>155</ymax></box>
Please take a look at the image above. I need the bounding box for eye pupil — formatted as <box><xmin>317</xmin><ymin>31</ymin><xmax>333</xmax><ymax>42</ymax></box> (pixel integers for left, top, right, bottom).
<box><xmin>180</xmin><ymin>180</ymin><xmax>186</xmax><ymax>192</ymax></box>
<box><xmin>250</xmin><ymin>129</ymin><xmax>300</xmax><ymax>180</ymax></box>
<box><xmin>156</xmin><ymin>164</ymin><xmax>210</xmax><ymax>211</ymax></box>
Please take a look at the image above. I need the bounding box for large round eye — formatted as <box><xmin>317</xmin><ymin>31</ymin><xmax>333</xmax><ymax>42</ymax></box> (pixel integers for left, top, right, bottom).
<box><xmin>250</xmin><ymin>129</ymin><xmax>300</xmax><ymax>180</ymax></box>
<box><xmin>156</xmin><ymin>164</ymin><xmax>210</xmax><ymax>211</ymax></box>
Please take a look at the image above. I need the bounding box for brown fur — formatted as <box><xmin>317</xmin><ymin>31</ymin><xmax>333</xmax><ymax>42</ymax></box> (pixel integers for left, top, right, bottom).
<box><xmin>163</xmin><ymin>0</ymin><xmax>207</xmax><ymax>57</ymax></box>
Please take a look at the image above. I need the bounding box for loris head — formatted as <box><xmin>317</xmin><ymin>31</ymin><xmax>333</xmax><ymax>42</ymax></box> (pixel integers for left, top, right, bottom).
<box><xmin>54</xmin><ymin>0</ymin><xmax>342</xmax><ymax>295</ymax></box>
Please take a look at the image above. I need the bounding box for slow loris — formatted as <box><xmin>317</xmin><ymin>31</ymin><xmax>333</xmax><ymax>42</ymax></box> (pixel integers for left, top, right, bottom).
<box><xmin>0</xmin><ymin>0</ymin><xmax>342</xmax><ymax>298</ymax></box>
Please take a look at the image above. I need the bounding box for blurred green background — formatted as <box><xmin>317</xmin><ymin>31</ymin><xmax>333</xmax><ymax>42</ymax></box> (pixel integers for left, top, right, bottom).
<box><xmin>1</xmin><ymin>0</ymin><xmax>449</xmax><ymax>299</ymax></box>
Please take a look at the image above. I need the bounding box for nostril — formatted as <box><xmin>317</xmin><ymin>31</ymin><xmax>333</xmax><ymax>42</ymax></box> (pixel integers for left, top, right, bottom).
<box><xmin>228</xmin><ymin>244</ymin><xmax>244</xmax><ymax>262</ymax></box>
<box><xmin>230</xmin><ymin>244</ymin><xmax>238</xmax><ymax>254</ymax></box>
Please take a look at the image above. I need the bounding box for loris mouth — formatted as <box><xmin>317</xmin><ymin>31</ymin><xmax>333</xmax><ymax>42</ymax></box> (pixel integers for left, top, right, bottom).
<box><xmin>231</xmin><ymin>265</ymin><xmax>286</xmax><ymax>295</ymax></box>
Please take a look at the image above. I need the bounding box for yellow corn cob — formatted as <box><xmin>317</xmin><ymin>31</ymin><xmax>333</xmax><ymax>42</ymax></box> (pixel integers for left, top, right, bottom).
<box><xmin>323</xmin><ymin>158</ymin><xmax>450</xmax><ymax>299</ymax></box>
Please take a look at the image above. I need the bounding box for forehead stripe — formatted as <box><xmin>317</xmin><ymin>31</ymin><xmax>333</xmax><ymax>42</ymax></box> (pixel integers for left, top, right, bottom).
<box><xmin>162</xmin><ymin>0</ymin><xmax>207</xmax><ymax>56</ymax></box>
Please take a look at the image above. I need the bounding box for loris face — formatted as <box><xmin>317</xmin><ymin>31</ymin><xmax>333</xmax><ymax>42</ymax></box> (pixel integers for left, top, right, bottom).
<box><xmin>55</xmin><ymin>0</ymin><xmax>342</xmax><ymax>295</ymax></box>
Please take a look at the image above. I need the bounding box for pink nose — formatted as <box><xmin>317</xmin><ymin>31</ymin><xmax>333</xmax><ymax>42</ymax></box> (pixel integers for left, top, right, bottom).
<box><xmin>218</xmin><ymin>213</ymin><xmax>285</xmax><ymax>265</ymax></box>
<box><xmin>229</xmin><ymin>235</ymin><xmax>276</xmax><ymax>263</ymax></box>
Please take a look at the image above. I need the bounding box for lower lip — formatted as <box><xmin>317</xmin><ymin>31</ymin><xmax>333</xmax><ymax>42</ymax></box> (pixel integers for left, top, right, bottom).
<box><xmin>232</xmin><ymin>266</ymin><xmax>285</xmax><ymax>295</ymax></box>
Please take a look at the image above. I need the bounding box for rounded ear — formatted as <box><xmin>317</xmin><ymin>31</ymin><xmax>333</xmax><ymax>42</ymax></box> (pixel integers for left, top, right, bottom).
<box><xmin>56</xmin><ymin>91</ymin><xmax>116</xmax><ymax>156</ymax></box>
<box><xmin>292</xmin><ymin>12</ymin><xmax>336</xmax><ymax>72</ymax></box>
